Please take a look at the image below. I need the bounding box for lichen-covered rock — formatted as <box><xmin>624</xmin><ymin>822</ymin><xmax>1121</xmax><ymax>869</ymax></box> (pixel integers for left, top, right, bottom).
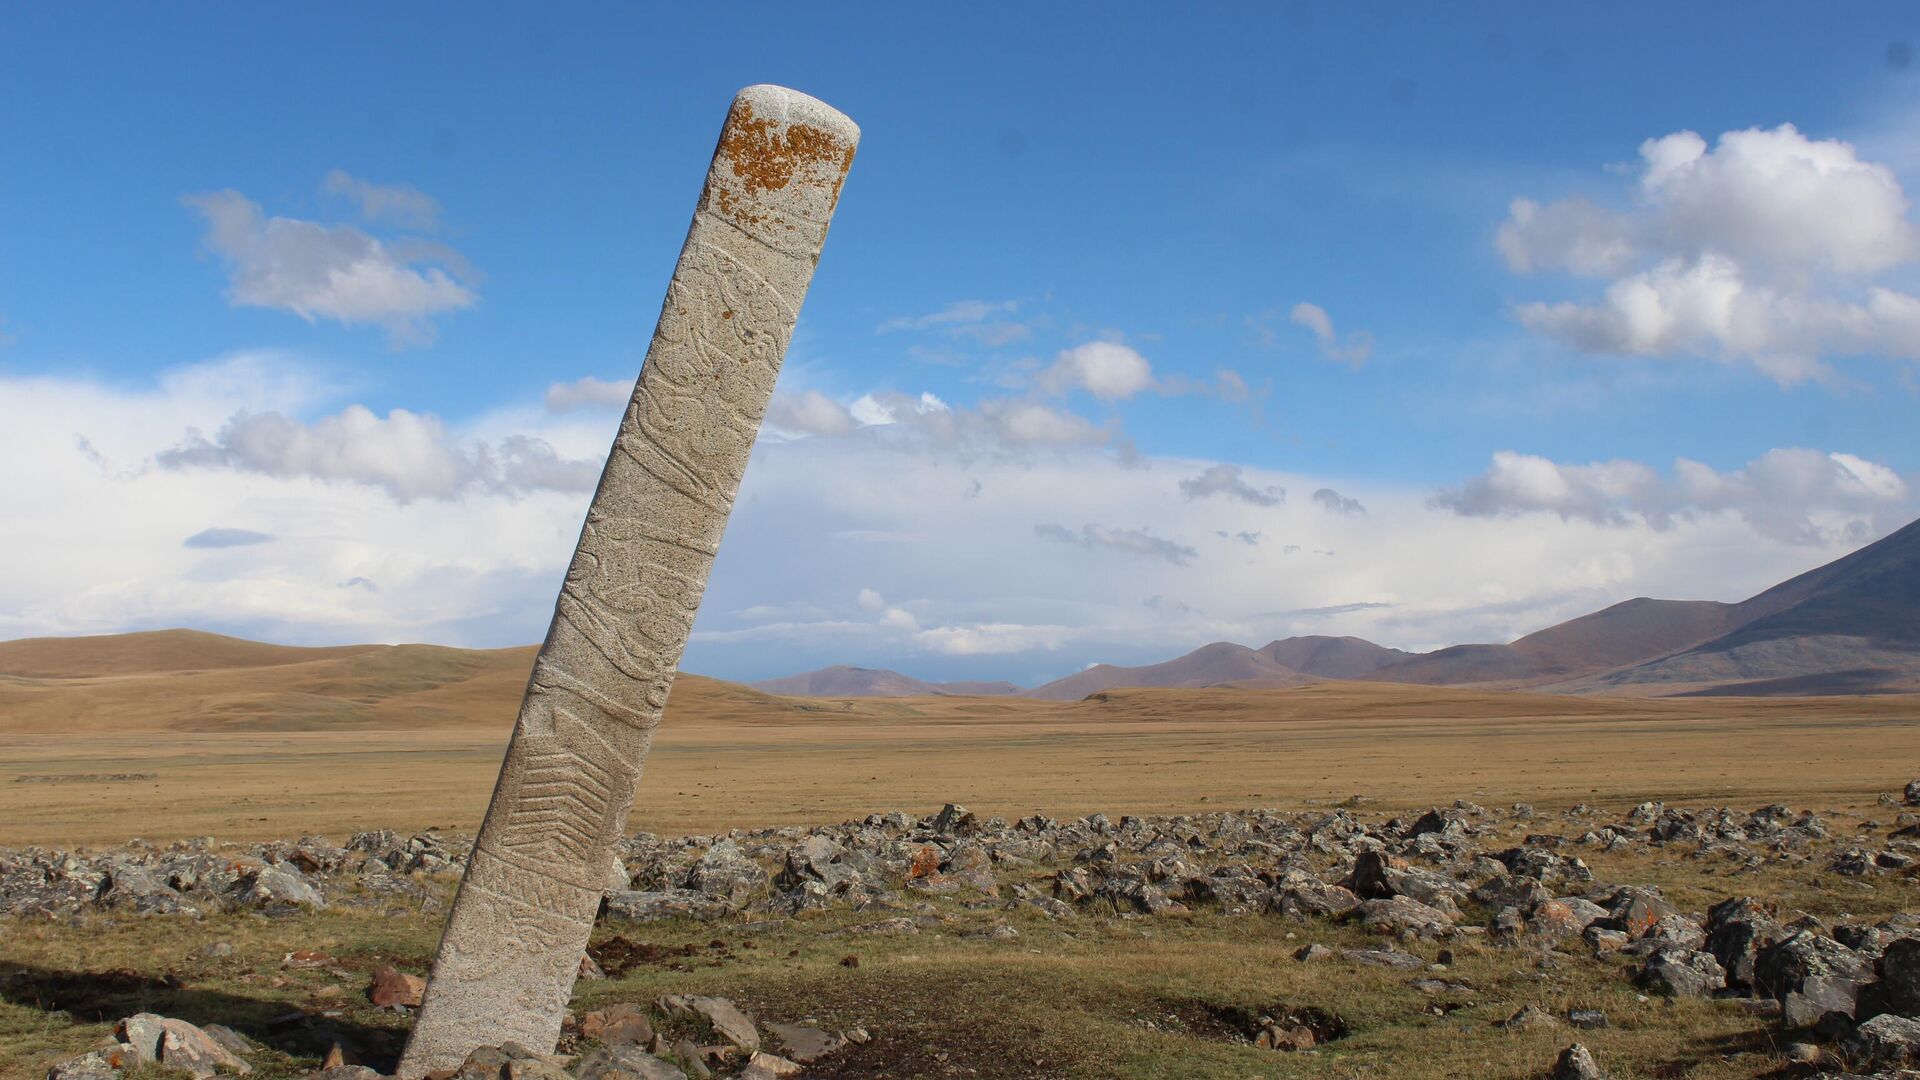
<box><xmin>1638</xmin><ymin>948</ymin><xmax>1727</xmax><ymax>998</ymax></box>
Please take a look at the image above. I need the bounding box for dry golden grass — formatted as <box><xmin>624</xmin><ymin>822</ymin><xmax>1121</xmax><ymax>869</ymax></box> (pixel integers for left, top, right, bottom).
<box><xmin>8</xmin><ymin>632</ymin><xmax>1920</xmax><ymax>1079</ymax></box>
<box><xmin>1</xmin><ymin>634</ymin><xmax>1917</xmax><ymax>845</ymax></box>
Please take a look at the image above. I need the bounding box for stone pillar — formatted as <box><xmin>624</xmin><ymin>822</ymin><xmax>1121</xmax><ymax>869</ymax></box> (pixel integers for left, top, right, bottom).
<box><xmin>398</xmin><ymin>85</ymin><xmax>858</xmax><ymax>1076</ymax></box>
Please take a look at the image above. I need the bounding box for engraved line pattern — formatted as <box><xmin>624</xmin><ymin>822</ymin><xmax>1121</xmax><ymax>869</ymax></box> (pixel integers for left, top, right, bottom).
<box><xmin>532</xmin><ymin>667</ymin><xmax>667</xmax><ymax>731</ymax></box>
<box><xmin>498</xmin><ymin>750</ymin><xmax>614</xmax><ymax>863</ymax></box>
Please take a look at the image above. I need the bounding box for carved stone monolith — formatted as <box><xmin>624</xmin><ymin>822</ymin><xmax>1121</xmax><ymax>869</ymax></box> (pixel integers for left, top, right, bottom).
<box><xmin>397</xmin><ymin>85</ymin><xmax>858</xmax><ymax>1075</ymax></box>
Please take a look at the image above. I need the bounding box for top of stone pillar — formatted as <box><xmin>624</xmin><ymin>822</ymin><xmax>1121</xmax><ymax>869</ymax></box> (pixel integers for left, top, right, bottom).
<box><xmin>700</xmin><ymin>85</ymin><xmax>860</xmax><ymax>259</ymax></box>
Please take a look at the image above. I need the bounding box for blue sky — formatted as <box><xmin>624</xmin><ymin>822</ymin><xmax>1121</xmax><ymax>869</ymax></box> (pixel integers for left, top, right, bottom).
<box><xmin>3</xmin><ymin>5</ymin><xmax>1918</xmax><ymax>684</ymax></box>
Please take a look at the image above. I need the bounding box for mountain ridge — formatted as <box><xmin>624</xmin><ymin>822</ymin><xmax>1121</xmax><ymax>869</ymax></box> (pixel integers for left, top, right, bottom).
<box><xmin>753</xmin><ymin>517</ymin><xmax>1920</xmax><ymax>699</ymax></box>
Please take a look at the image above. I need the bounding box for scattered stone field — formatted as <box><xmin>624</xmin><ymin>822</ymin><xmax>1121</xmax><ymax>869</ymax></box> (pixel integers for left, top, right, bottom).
<box><xmin>14</xmin><ymin>788</ymin><xmax>1920</xmax><ymax>1079</ymax></box>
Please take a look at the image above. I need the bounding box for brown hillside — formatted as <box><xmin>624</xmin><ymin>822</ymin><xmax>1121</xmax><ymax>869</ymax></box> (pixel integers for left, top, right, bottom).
<box><xmin>0</xmin><ymin>628</ymin><xmax>384</xmax><ymax>678</ymax></box>
<box><xmin>1023</xmin><ymin>641</ymin><xmax>1312</xmax><ymax>700</ymax></box>
<box><xmin>0</xmin><ymin>631</ymin><xmax>810</xmax><ymax>734</ymax></box>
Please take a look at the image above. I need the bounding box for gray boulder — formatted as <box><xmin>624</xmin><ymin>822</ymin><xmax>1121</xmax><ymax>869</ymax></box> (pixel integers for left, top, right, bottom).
<box><xmin>1638</xmin><ymin>947</ymin><xmax>1727</xmax><ymax>998</ymax></box>
<box><xmin>1848</xmin><ymin>1013</ymin><xmax>1920</xmax><ymax>1070</ymax></box>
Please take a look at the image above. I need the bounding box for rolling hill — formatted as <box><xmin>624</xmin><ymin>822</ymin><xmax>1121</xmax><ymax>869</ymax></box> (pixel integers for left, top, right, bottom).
<box><xmin>0</xmin><ymin>628</ymin><xmax>808</xmax><ymax>733</ymax></box>
<box><xmin>1023</xmin><ymin>641</ymin><xmax>1313</xmax><ymax>700</ymax></box>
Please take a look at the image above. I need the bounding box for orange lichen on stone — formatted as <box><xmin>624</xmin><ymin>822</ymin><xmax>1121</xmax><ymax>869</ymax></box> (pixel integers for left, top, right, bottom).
<box><xmin>720</xmin><ymin>98</ymin><xmax>852</xmax><ymax>196</ymax></box>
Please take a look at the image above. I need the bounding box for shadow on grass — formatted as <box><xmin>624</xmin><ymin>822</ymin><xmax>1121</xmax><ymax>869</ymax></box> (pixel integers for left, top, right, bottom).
<box><xmin>0</xmin><ymin>962</ymin><xmax>406</xmax><ymax>1072</ymax></box>
<box><xmin>1647</xmin><ymin>1022</ymin><xmax>1801</xmax><ymax>1080</ymax></box>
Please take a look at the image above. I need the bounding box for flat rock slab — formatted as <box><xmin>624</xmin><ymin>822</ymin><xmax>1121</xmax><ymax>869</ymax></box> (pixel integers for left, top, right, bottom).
<box><xmin>763</xmin><ymin>1021</ymin><xmax>842</xmax><ymax>1063</ymax></box>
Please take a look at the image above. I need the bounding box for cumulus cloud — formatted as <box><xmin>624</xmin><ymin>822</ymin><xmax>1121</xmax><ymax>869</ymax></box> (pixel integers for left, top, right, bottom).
<box><xmin>765</xmin><ymin>390</ymin><xmax>857</xmax><ymax>437</ymax></box>
<box><xmin>544</xmin><ymin>376</ymin><xmax>630</xmax><ymax>413</ymax></box>
<box><xmin>184</xmin><ymin>187</ymin><xmax>477</xmax><ymax>347</ymax></box>
<box><xmin>183</xmin><ymin>527</ymin><xmax>274</xmax><ymax>549</ymax></box>
<box><xmin>1039</xmin><ymin>341</ymin><xmax>1154</xmax><ymax>400</ymax></box>
<box><xmin>1034</xmin><ymin>522</ymin><xmax>1197</xmax><ymax>565</ymax></box>
<box><xmin>851</xmin><ymin>391</ymin><xmax>1118</xmax><ymax>456</ymax></box>
<box><xmin>912</xmin><ymin>622</ymin><xmax>1071</xmax><ymax>655</ymax></box>
<box><xmin>157</xmin><ymin>406</ymin><xmax>598</xmax><ymax>502</ymax></box>
<box><xmin>1501</xmin><ymin>123</ymin><xmax>1920</xmax><ymax>383</ymax></box>
<box><xmin>1180</xmin><ymin>464</ymin><xmax>1283</xmax><ymax>507</ymax></box>
<box><xmin>1434</xmin><ymin>448</ymin><xmax>1913</xmax><ymax>544</ymax></box>
<box><xmin>0</xmin><ymin>356</ymin><xmax>601</xmax><ymax>649</ymax></box>
<box><xmin>1313</xmin><ymin>487</ymin><xmax>1368</xmax><ymax>516</ymax></box>
<box><xmin>7</xmin><ymin>353</ymin><xmax>1913</xmax><ymax>684</ymax></box>
<box><xmin>1496</xmin><ymin>197</ymin><xmax>1638</xmax><ymax>276</ymax></box>
<box><xmin>1289</xmin><ymin>302</ymin><xmax>1373</xmax><ymax>366</ymax></box>
<box><xmin>321</xmin><ymin>169</ymin><xmax>443</xmax><ymax>232</ymax></box>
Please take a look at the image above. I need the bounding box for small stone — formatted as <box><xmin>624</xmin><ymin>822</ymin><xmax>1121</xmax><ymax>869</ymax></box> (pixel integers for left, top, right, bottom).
<box><xmin>369</xmin><ymin>964</ymin><xmax>427</xmax><ymax>1008</ymax></box>
<box><xmin>1550</xmin><ymin>1042</ymin><xmax>1606</xmax><ymax>1080</ymax></box>
<box><xmin>743</xmin><ymin>1052</ymin><xmax>801</xmax><ymax>1077</ymax></box>
<box><xmin>45</xmin><ymin>1050</ymin><xmax>119</xmax><ymax>1080</ymax></box>
<box><xmin>672</xmin><ymin>1040</ymin><xmax>711</xmax><ymax>1080</ymax></box>
<box><xmin>580</xmin><ymin>1004</ymin><xmax>656</xmax><ymax>1048</ymax></box>
<box><xmin>1497</xmin><ymin>1004</ymin><xmax>1559</xmax><ymax>1030</ymax></box>
<box><xmin>569</xmin><ymin>1045</ymin><xmax>688</xmax><ymax>1080</ymax></box>
<box><xmin>1567</xmin><ymin>1009</ymin><xmax>1608</xmax><ymax>1030</ymax></box>
<box><xmin>657</xmin><ymin>996</ymin><xmax>757</xmax><ymax>1053</ymax></box>
<box><xmin>1341</xmin><ymin>947</ymin><xmax>1425</xmax><ymax>970</ymax></box>
<box><xmin>115</xmin><ymin>1014</ymin><xmax>252</xmax><ymax>1078</ymax></box>
<box><xmin>1294</xmin><ymin>943</ymin><xmax>1333</xmax><ymax>962</ymax></box>
<box><xmin>763</xmin><ymin>1022</ymin><xmax>841</xmax><ymax>1064</ymax></box>
<box><xmin>1253</xmin><ymin>1024</ymin><xmax>1317</xmax><ymax>1051</ymax></box>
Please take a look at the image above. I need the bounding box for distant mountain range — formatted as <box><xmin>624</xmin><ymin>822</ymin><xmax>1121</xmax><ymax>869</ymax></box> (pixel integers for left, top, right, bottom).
<box><xmin>750</xmin><ymin>665</ymin><xmax>1021</xmax><ymax>698</ymax></box>
<box><xmin>755</xmin><ymin>516</ymin><xmax>1920</xmax><ymax>699</ymax></box>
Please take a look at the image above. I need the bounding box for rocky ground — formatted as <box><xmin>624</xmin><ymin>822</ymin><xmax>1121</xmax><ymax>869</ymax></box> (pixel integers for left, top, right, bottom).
<box><xmin>14</xmin><ymin>788</ymin><xmax>1920</xmax><ymax>1079</ymax></box>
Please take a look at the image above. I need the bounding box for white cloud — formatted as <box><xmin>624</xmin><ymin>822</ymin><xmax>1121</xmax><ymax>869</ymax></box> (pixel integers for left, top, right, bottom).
<box><xmin>1034</xmin><ymin>522</ymin><xmax>1198</xmax><ymax>565</ymax></box>
<box><xmin>912</xmin><ymin>622</ymin><xmax>1072</xmax><ymax>656</ymax></box>
<box><xmin>1497</xmin><ymin>197</ymin><xmax>1638</xmax><ymax>276</ymax></box>
<box><xmin>1434</xmin><ymin>447</ymin><xmax>1914</xmax><ymax>544</ymax></box>
<box><xmin>693</xmin><ymin>436</ymin><xmax>1914</xmax><ymax>679</ymax></box>
<box><xmin>877</xmin><ymin>299</ymin><xmax>1030</xmax><ymax>346</ymax></box>
<box><xmin>157</xmin><ymin>405</ymin><xmax>599</xmax><ymax>502</ymax></box>
<box><xmin>1313</xmin><ymin>487</ymin><xmax>1368</xmax><ymax>516</ymax></box>
<box><xmin>1180</xmin><ymin>464</ymin><xmax>1283</xmax><ymax>507</ymax></box>
<box><xmin>1501</xmin><ymin>123</ymin><xmax>1920</xmax><ymax>383</ymax></box>
<box><xmin>321</xmin><ymin>169</ymin><xmax>443</xmax><ymax>232</ymax></box>
<box><xmin>5</xmin><ymin>354</ymin><xmax>1913</xmax><ymax>685</ymax></box>
<box><xmin>184</xmin><ymin>187</ymin><xmax>476</xmax><ymax>347</ymax></box>
<box><xmin>0</xmin><ymin>357</ymin><xmax>596</xmax><ymax>648</ymax></box>
<box><xmin>848</xmin><ymin>390</ymin><xmax>1117</xmax><ymax>456</ymax></box>
<box><xmin>544</xmin><ymin>376</ymin><xmax>630</xmax><ymax>413</ymax></box>
<box><xmin>1638</xmin><ymin>127</ymin><xmax>1915</xmax><ymax>276</ymax></box>
<box><xmin>1289</xmin><ymin>302</ymin><xmax>1373</xmax><ymax>366</ymax></box>
<box><xmin>765</xmin><ymin>390</ymin><xmax>857</xmax><ymax>437</ymax></box>
<box><xmin>1039</xmin><ymin>341</ymin><xmax>1154</xmax><ymax>401</ymax></box>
